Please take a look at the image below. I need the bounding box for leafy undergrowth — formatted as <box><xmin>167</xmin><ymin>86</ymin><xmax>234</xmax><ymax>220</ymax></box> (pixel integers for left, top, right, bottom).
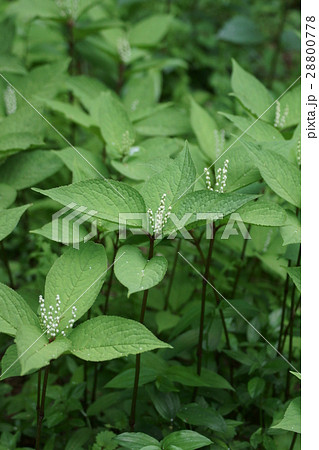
<box><xmin>0</xmin><ymin>0</ymin><xmax>300</xmax><ymax>449</ymax></box>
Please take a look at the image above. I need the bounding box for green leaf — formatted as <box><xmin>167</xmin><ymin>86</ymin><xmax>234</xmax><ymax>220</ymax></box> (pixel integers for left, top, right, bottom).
<box><xmin>221</xmin><ymin>113</ymin><xmax>283</xmax><ymax>142</ymax></box>
<box><xmin>114</xmin><ymin>245</ymin><xmax>168</xmax><ymax>296</ymax></box>
<box><xmin>231</xmin><ymin>60</ymin><xmax>274</xmax><ymax>122</ymax></box>
<box><xmin>0</xmin><ymin>150</ymin><xmax>63</xmax><ymax>190</ymax></box>
<box><xmin>45</xmin><ymin>100</ymin><xmax>95</xmax><ymax>128</ymax></box>
<box><xmin>135</xmin><ymin>107</ymin><xmax>190</xmax><ymax>137</ymax></box>
<box><xmin>0</xmin><ymin>204</ymin><xmax>30</xmax><ymax>241</ymax></box>
<box><xmin>0</xmin><ymin>108</ymin><xmax>44</xmax><ymax>156</ymax></box>
<box><xmin>190</xmin><ymin>97</ymin><xmax>218</xmax><ymax>160</ymax></box>
<box><xmin>69</xmin><ymin>316</ymin><xmax>171</xmax><ymax>362</ymax></box>
<box><xmin>115</xmin><ymin>432</ymin><xmax>159</xmax><ymax>450</ymax></box>
<box><xmin>248</xmin><ymin>377</ymin><xmax>266</xmax><ymax>398</ymax></box>
<box><xmin>140</xmin><ymin>142</ymin><xmax>196</xmax><ymax>212</ymax></box>
<box><xmin>166</xmin><ymin>366</ymin><xmax>233</xmax><ymax>390</ymax></box>
<box><xmin>0</xmin><ymin>184</ymin><xmax>16</xmax><ymax>209</ymax></box>
<box><xmin>33</xmin><ymin>179</ymin><xmax>146</xmax><ymax>224</ymax></box>
<box><xmin>54</xmin><ymin>147</ymin><xmax>109</xmax><ymax>183</ymax></box>
<box><xmin>15</xmin><ymin>324</ymin><xmax>71</xmax><ymax>375</ymax></box>
<box><xmin>95</xmin><ymin>92</ymin><xmax>135</xmax><ymax>155</ymax></box>
<box><xmin>161</xmin><ymin>431</ymin><xmax>212</xmax><ymax>450</ymax></box>
<box><xmin>148</xmin><ymin>388</ymin><xmax>180</xmax><ymax>421</ymax></box>
<box><xmin>177</xmin><ymin>403</ymin><xmax>226</xmax><ymax>433</ymax></box>
<box><xmin>31</xmin><ymin>217</ymin><xmax>88</xmax><ymax>245</ymax></box>
<box><xmin>218</xmin><ymin>16</ymin><xmax>264</xmax><ymax>45</ymax></box>
<box><xmin>272</xmin><ymin>397</ymin><xmax>301</xmax><ymax>434</ymax></box>
<box><xmin>287</xmin><ymin>267</ymin><xmax>301</xmax><ymax>292</ymax></box>
<box><xmin>105</xmin><ymin>366</ymin><xmax>158</xmax><ymax>389</ymax></box>
<box><xmin>278</xmin><ymin>84</ymin><xmax>301</xmax><ymax>128</ymax></box>
<box><xmin>123</xmin><ymin>72</ymin><xmax>160</xmax><ymax>120</ymax></box>
<box><xmin>0</xmin><ymin>345</ymin><xmax>21</xmax><ymax>380</ymax></box>
<box><xmin>44</xmin><ymin>242</ymin><xmax>107</xmax><ymax>332</ymax></box>
<box><xmin>236</xmin><ymin>201</ymin><xmax>287</xmax><ymax>226</ymax></box>
<box><xmin>242</xmin><ymin>140</ymin><xmax>301</xmax><ymax>207</ymax></box>
<box><xmin>280</xmin><ymin>211</ymin><xmax>301</xmax><ymax>245</ymax></box>
<box><xmin>129</xmin><ymin>15</ymin><xmax>172</xmax><ymax>47</ymax></box>
<box><xmin>0</xmin><ymin>282</ymin><xmax>38</xmax><ymax>336</ymax></box>
<box><xmin>167</xmin><ymin>191</ymin><xmax>256</xmax><ymax>233</ymax></box>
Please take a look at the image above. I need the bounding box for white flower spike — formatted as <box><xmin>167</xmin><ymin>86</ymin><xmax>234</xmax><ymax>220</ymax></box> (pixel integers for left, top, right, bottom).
<box><xmin>204</xmin><ymin>159</ymin><xmax>229</xmax><ymax>193</ymax></box>
<box><xmin>148</xmin><ymin>194</ymin><xmax>172</xmax><ymax>237</ymax></box>
<box><xmin>39</xmin><ymin>294</ymin><xmax>77</xmax><ymax>339</ymax></box>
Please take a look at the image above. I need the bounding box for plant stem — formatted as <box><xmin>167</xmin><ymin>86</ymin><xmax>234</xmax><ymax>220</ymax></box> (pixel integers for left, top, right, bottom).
<box><xmin>278</xmin><ymin>265</ymin><xmax>291</xmax><ymax>352</ymax></box>
<box><xmin>164</xmin><ymin>239</ymin><xmax>181</xmax><ymax>311</ymax></box>
<box><xmin>289</xmin><ymin>433</ymin><xmax>297</xmax><ymax>450</ymax></box>
<box><xmin>129</xmin><ymin>236</ymin><xmax>154</xmax><ymax>431</ymax></box>
<box><xmin>285</xmin><ymin>282</ymin><xmax>297</xmax><ymax>401</ymax></box>
<box><xmin>36</xmin><ymin>370</ymin><xmax>42</xmax><ymax>429</ymax></box>
<box><xmin>267</xmin><ymin>0</ymin><xmax>289</xmax><ymax>87</ymax></box>
<box><xmin>0</xmin><ymin>241</ymin><xmax>14</xmax><ymax>289</ymax></box>
<box><xmin>197</xmin><ymin>225</ymin><xmax>215</xmax><ymax>376</ymax></box>
<box><xmin>231</xmin><ymin>227</ymin><xmax>250</xmax><ymax>299</ymax></box>
<box><xmin>35</xmin><ymin>364</ymin><xmax>50</xmax><ymax>450</ymax></box>
<box><xmin>189</xmin><ymin>229</ymin><xmax>206</xmax><ymax>266</ymax></box>
<box><xmin>91</xmin><ymin>363</ymin><xmax>99</xmax><ymax>403</ymax></box>
<box><xmin>103</xmin><ymin>233</ymin><xmax>119</xmax><ymax>314</ymax></box>
<box><xmin>281</xmin><ymin>295</ymin><xmax>301</xmax><ymax>350</ymax></box>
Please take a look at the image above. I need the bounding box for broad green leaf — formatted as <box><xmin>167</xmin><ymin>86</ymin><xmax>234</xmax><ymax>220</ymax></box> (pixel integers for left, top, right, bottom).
<box><xmin>69</xmin><ymin>316</ymin><xmax>171</xmax><ymax>361</ymax></box>
<box><xmin>135</xmin><ymin>107</ymin><xmax>190</xmax><ymax>136</ymax></box>
<box><xmin>156</xmin><ymin>311</ymin><xmax>179</xmax><ymax>333</ymax></box>
<box><xmin>166</xmin><ymin>190</ymin><xmax>257</xmax><ymax>234</ymax></box>
<box><xmin>161</xmin><ymin>430</ymin><xmax>212</xmax><ymax>450</ymax></box>
<box><xmin>280</xmin><ymin>211</ymin><xmax>301</xmax><ymax>245</ymax></box>
<box><xmin>278</xmin><ymin>84</ymin><xmax>301</xmax><ymax>128</ymax></box>
<box><xmin>0</xmin><ymin>150</ymin><xmax>63</xmax><ymax>190</ymax></box>
<box><xmin>54</xmin><ymin>147</ymin><xmax>109</xmax><ymax>183</ymax></box>
<box><xmin>33</xmin><ymin>179</ymin><xmax>146</xmax><ymax>224</ymax></box>
<box><xmin>45</xmin><ymin>100</ymin><xmax>95</xmax><ymax>128</ymax></box>
<box><xmin>44</xmin><ymin>242</ymin><xmax>107</xmax><ymax>332</ymax></box>
<box><xmin>31</xmin><ymin>217</ymin><xmax>88</xmax><ymax>244</ymax></box>
<box><xmin>96</xmin><ymin>92</ymin><xmax>135</xmax><ymax>155</ymax></box>
<box><xmin>243</xmin><ymin>141</ymin><xmax>301</xmax><ymax>207</ymax></box>
<box><xmin>272</xmin><ymin>397</ymin><xmax>301</xmax><ymax>433</ymax></box>
<box><xmin>0</xmin><ymin>282</ymin><xmax>38</xmax><ymax>336</ymax></box>
<box><xmin>148</xmin><ymin>388</ymin><xmax>180</xmax><ymax>421</ymax></box>
<box><xmin>0</xmin><ymin>55</ymin><xmax>26</xmax><ymax>75</ymax></box>
<box><xmin>129</xmin><ymin>15</ymin><xmax>172</xmax><ymax>47</ymax></box>
<box><xmin>123</xmin><ymin>72</ymin><xmax>160</xmax><ymax>121</ymax></box>
<box><xmin>0</xmin><ymin>107</ymin><xmax>44</xmax><ymax>155</ymax></box>
<box><xmin>67</xmin><ymin>75</ymin><xmax>108</xmax><ymax>113</ymax></box>
<box><xmin>177</xmin><ymin>403</ymin><xmax>226</xmax><ymax>433</ymax></box>
<box><xmin>236</xmin><ymin>201</ymin><xmax>287</xmax><ymax>226</ymax></box>
<box><xmin>231</xmin><ymin>60</ymin><xmax>274</xmax><ymax>122</ymax></box>
<box><xmin>221</xmin><ymin>113</ymin><xmax>283</xmax><ymax>142</ymax></box>
<box><xmin>140</xmin><ymin>143</ymin><xmax>196</xmax><ymax>212</ymax></box>
<box><xmin>114</xmin><ymin>245</ymin><xmax>168</xmax><ymax>296</ymax></box>
<box><xmin>0</xmin><ymin>184</ymin><xmax>16</xmax><ymax>209</ymax></box>
<box><xmin>248</xmin><ymin>377</ymin><xmax>266</xmax><ymax>398</ymax></box>
<box><xmin>115</xmin><ymin>432</ymin><xmax>159</xmax><ymax>450</ymax></box>
<box><xmin>287</xmin><ymin>267</ymin><xmax>301</xmax><ymax>292</ymax></box>
<box><xmin>0</xmin><ymin>204</ymin><xmax>30</xmax><ymax>241</ymax></box>
<box><xmin>15</xmin><ymin>324</ymin><xmax>71</xmax><ymax>375</ymax></box>
<box><xmin>0</xmin><ymin>345</ymin><xmax>21</xmax><ymax>380</ymax></box>
<box><xmin>190</xmin><ymin>97</ymin><xmax>218</xmax><ymax>160</ymax></box>
<box><xmin>166</xmin><ymin>366</ymin><xmax>233</xmax><ymax>390</ymax></box>
<box><xmin>112</xmin><ymin>157</ymin><xmax>170</xmax><ymax>181</ymax></box>
<box><xmin>105</xmin><ymin>366</ymin><xmax>158</xmax><ymax>389</ymax></box>
<box><xmin>218</xmin><ymin>16</ymin><xmax>264</xmax><ymax>45</ymax></box>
